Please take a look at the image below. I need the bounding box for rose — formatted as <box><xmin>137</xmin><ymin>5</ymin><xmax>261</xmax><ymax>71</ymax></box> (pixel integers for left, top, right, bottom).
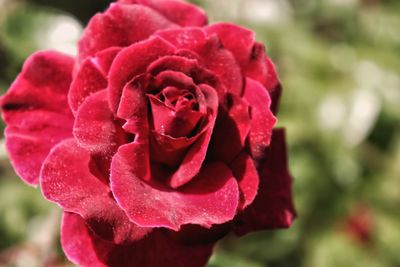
<box><xmin>0</xmin><ymin>0</ymin><xmax>296</xmax><ymax>266</ymax></box>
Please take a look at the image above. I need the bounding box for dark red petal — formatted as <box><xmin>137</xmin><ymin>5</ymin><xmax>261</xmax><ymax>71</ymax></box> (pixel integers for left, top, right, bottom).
<box><xmin>148</xmin><ymin>95</ymin><xmax>203</xmax><ymax>138</ymax></box>
<box><xmin>245</xmin><ymin>44</ymin><xmax>282</xmax><ymax>115</ymax></box>
<box><xmin>108</xmin><ymin>37</ymin><xmax>175</xmax><ymax>113</ymax></box>
<box><xmin>111</xmin><ymin>143</ymin><xmax>239</xmax><ymax>231</ymax></box>
<box><xmin>245</xmin><ymin>42</ymin><xmax>279</xmax><ymax>92</ymax></box>
<box><xmin>62</xmin><ymin>212</ymin><xmax>214</xmax><ymax>267</ymax></box>
<box><xmin>154</xmin><ymin>70</ymin><xmax>199</xmax><ymax>91</ymax></box>
<box><xmin>41</xmin><ymin>139</ymin><xmax>149</xmax><ymax>243</ymax></box>
<box><xmin>93</xmin><ymin>47</ymin><xmax>122</xmax><ymax>76</ymax></box>
<box><xmin>205</xmin><ymin>23</ymin><xmax>281</xmax><ymax>108</ymax></box>
<box><xmin>243</xmin><ymin>78</ymin><xmax>276</xmax><ymax>160</ymax></box>
<box><xmin>148</xmin><ymin>55</ymin><xmax>220</xmax><ymax>90</ymax></box>
<box><xmin>150</xmin><ymin>131</ymin><xmax>198</xmax><ymax>166</ymax></box>
<box><xmin>167</xmin><ymin>84</ymin><xmax>218</xmax><ymax>188</ymax></box>
<box><xmin>147</xmin><ymin>55</ymin><xmax>199</xmax><ymax>76</ymax></box>
<box><xmin>230</xmin><ymin>152</ymin><xmax>259</xmax><ymax>210</ymax></box>
<box><xmin>234</xmin><ymin>129</ymin><xmax>296</xmax><ymax>236</ymax></box>
<box><xmin>156</xmin><ymin>28</ymin><xmax>242</xmax><ymax>96</ymax></box>
<box><xmin>210</xmin><ymin>93</ymin><xmax>251</xmax><ymax>163</ymax></box>
<box><xmin>118</xmin><ymin>0</ymin><xmax>207</xmax><ymax>27</ymax></box>
<box><xmin>68</xmin><ymin>59</ymin><xmax>107</xmax><ymax>115</ymax></box>
<box><xmin>205</xmin><ymin>22</ymin><xmax>255</xmax><ymax>68</ymax></box>
<box><xmin>0</xmin><ymin>51</ymin><xmax>74</xmax><ymax>185</ymax></box>
<box><xmin>78</xmin><ymin>3</ymin><xmax>176</xmax><ymax>63</ymax></box>
<box><xmin>61</xmin><ymin>212</ymin><xmax>106</xmax><ymax>267</ymax></box>
<box><xmin>74</xmin><ymin>90</ymin><xmax>127</xmax><ymax>155</ymax></box>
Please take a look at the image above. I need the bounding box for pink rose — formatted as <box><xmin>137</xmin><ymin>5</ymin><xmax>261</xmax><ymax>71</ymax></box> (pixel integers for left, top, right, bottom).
<box><xmin>1</xmin><ymin>0</ymin><xmax>296</xmax><ymax>266</ymax></box>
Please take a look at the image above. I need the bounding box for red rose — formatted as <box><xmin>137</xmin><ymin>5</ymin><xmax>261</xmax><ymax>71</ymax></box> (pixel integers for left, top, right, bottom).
<box><xmin>0</xmin><ymin>0</ymin><xmax>296</xmax><ymax>266</ymax></box>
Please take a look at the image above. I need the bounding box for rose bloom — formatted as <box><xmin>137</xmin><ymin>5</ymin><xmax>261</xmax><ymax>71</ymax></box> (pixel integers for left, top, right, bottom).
<box><xmin>0</xmin><ymin>0</ymin><xmax>296</xmax><ymax>266</ymax></box>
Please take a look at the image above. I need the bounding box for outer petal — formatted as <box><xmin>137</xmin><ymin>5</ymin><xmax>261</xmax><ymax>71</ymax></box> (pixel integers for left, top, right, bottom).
<box><xmin>41</xmin><ymin>139</ymin><xmax>148</xmax><ymax>243</ymax></box>
<box><xmin>243</xmin><ymin>78</ymin><xmax>277</xmax><ymax>160</ymax></box>
<box><xmin>0</xmin><ymin>51</ymin><xmax>74</xmax><ymax>185</ymax></box>
<box><xmin>118</xmin><ymin>0</ymin><xmax>208</xmax><ymax>27</ymax></box>
<box><xmin>61</xmin><ymin>213</ymin><xmax>106</xmax><ymax>267</ymax></box>
<box><xmin>156</xmin><ymin>28</ymin><xmax>242</xmax><ymax>96</ymax></box>
<box><xmin>234</xmin><ymin>129</ymin><xmax>296</xmax><ymax>236</ymax></box>
<box><xmin>111</xmin><ymin>143</ymin><xmax>240</xmax><ymax>231</ymax></box>
<box><xmin>62</xmin><ymin>212</ymin><xmax>214</xmax><ymax>267</ymax></box>
<box><xmin>68</xmin><ymin>59</ymin><xmax>107</xmax><ymax>115</ymax></box>
<box><xmin>245</xmin><ymin>43</ymin><xmax>279</xmax><ymax>90</ymax></box>
<box><xmin>108</xmin><ymin>36</ymin><xmax>175</xmax><ymax>113</ymax></box>
<box><xmin>204</xmin><ymin>23</ymin><xmax>283</xmax><ymax>113</ymax></box>
<box><xmin>205</xmin><ymin>22</ymin><xmax>255</xmax><ymax>68</ymax></box>
<box><xmin>245</xmin><ymin>42</ymin><xmax>282</xmax><ymax>113</ymax></box>
<box><xmin>78</xmin><ymin>3</ymin><xmax>176</xmax><ymax>63</ymax></box>
<box><xmin>73</xmin><ymin>90</ymin><xmax>129</xmax><ymax>155</ymax></box>
<box><xmin>230</xmin><ymin>152</ymin><xmax>259</xmax><ymax>211</ymax></box>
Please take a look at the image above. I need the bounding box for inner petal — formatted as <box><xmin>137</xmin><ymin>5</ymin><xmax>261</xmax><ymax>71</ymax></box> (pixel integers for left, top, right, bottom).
<box><xmin>148</xmin><ymin>95</ymin><xmax>203</xmax><ymax>138</ymax></box>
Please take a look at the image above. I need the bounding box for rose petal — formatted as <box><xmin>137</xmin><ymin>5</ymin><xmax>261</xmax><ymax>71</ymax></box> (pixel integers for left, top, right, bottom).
<box><xmin>243</xmin><ymin>78</ymin><xmax>277</xmax><ymax>160</ymax></box>
<box><xmin>118</xmin><ymin>0</ymin><xmax>207</xmax><ymax>27</ymax></box>
<box><xmin>209</xmin><ymin>93</ymin><xmax>251</xmax><ymax>163</ymax></box>
<box><xmin>61</xmin><ymin>212</ymin><xmax>106</xmax><ymax>267</ymax></box>
<box><xmin>68</xmin><ymin>59</ymin><xmax>107</xmax><ymax>115</ymax></box>
<box><xmin>147</xmin><ymin>55</ymin><xmax>199</xmax><ymax>76</ymax></box>
<box><xmin>156</xmin><ymin>28</ymin><xmax>242</xmax><ymax>96</ymax></box>
<box><xmin>148</xmin><ymin>55</ymin><xmax>222</xmax><ymax>92</ymax></box>
<box><xmin>150</xmin><ymin>131</ymin><xmax>199</xmax><ymax>166</ymax></box>
<box><xmin>234</xmin><ymin>129</ymin><xmax>296</xmax><ymax>236</ymax></box>
<box><xmin>93</xmin><ymin>46</ymin><xmax>122</xmax><ymax>76</ymax></box>
<box><xmin>148</xmin><ymin>95</ymin><xmax>203</xmax><ymax>138</ymax></box>
<box><xmin>108</xmin><ymin>36</ymin><xmax>175</xmax><ymax>113</ymax></box>
<box><xmin>62</xmin><ymin>212</ymin><xmax>214</xmax><ymax>267</ymax></box>
<box><xmin>78</xmin><ymin>3</ymin><xmax>176</xmax><ymax>63</ymax></box>
<box><xmin>205</xmin><ymin>22</ymin><xmax>255</xmax><ymax>68</ymax></box>
<box><xmin>41</xmin><ymin>139</ymin><xmax>148</xmax><ymax>243</ymax></box>
<box><xmin>230</xmin><ymin>152</ymin><xmax>259</xmax><ymax>210</ymax></box>
<box><xmin>74</xmin><ymin>90</ymin><xmax>129</xmax><ymax>155</ymax></box>
<box><xmin>0</xmin><ymin>51</ymin><xmax>74</xmax><ymax>185</ymax></box>
<box><xmin>245</xmin><ymin>42</ymin><xmax>279</xmax><ymax>91</ymax></box>
<box><xmin>167</xmin><ymin>84</ymin><xmax>218</xmax><ymax>188</ymax></box>
<box><xmin>111</xmin><ymin>143</ymin><xmax>240</xmax><ymax>230</ymax></box>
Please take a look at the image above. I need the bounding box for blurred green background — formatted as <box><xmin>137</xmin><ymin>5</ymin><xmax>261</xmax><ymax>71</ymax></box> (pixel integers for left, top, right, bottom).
<box><xmin>1</xmin><ymin>0</ymin><xmax>400</xmax><ymax>266</ymax></box>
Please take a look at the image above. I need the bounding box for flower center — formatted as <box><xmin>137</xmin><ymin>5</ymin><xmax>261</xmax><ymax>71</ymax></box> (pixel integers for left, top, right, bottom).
<box><xmin>148</xmin><ymin>86</ymin><xmax>203</xmax><ymax>138</ymax></box>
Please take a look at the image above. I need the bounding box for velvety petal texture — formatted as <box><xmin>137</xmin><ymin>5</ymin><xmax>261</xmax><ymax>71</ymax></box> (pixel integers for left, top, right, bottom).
<box><xmin>1</xmin><ymin>1</ymin><xmax>296</xmax><ymax>266</ymax></box>
<box><xmin>118</xmin><ymin>0</ymin><xmax>207</xmax><ymax>27</ymax></box>
<box><xmin>78</xmin><ymin>3</ymin><xmax>177</xmax><ymax>63</ymax></box>
<box><xmin>0</xmin><ymin>51</ymin><xmax>74</xmax><ymax>185</ymax></box>
<box><xmin>41</xmin><ymin>139</ymin><xmax>148</xmax><ymax>243</ymax></box>
<box><xmin>234</xmin><ymin>129</ymin><xmax>297</xmax><ymax>236</ymax></box>
<box><xmin>111</xmin><ymin>143</ymin><xmax>239</xmax><ymax>230</ymax></box>
<box><xmin>62</xmin><ymin>212</ymin><xmax>214</xmax><ymax>267</ymax></box>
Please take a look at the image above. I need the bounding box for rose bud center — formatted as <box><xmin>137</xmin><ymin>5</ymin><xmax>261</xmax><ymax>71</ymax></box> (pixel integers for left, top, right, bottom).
<box><xmin>148</xmin><ymin>86</ymin><xmax>203</xmax><ymax>139</ymax></box>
